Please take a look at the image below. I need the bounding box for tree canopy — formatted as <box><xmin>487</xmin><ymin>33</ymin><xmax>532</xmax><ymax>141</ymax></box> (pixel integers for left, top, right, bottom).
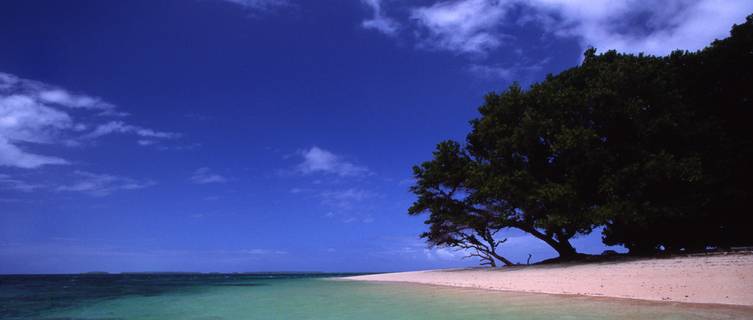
<box><xmin>409</xmin><ymin>14</ymin><xmax>753</xmax><ymax>265</ymax></box>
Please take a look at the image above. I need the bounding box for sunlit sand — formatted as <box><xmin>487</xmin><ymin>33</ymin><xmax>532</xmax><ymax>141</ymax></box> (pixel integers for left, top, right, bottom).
<box><xmin>347</xmin><ymin>253</ymin><xmax>753</xmax><ymax>306</ymax></box>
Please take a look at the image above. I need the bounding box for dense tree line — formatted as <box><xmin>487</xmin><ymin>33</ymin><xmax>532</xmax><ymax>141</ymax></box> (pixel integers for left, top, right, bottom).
<box><xmin>409</xmin><ymin>15</ymin><xmax>753</xmax><ymax>266</ymax></box>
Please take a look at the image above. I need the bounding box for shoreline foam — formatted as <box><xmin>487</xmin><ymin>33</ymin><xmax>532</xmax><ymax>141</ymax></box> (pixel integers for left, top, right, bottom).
<box><xmin>345</xmin><ymin>253</ymin><xmax>753</xmax><ymax>307</ymax></box>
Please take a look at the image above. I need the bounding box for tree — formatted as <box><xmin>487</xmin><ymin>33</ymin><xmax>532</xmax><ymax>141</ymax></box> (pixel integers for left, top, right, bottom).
<box><xmin>410</xmin><ymin>83</ymin><xmax>604</xmax><ymax>261</ymax></box>
<box><xmin>600</xmin><ymin>15</ymin><xmax>753</xmax><ymax>252</ymax></box>
<box><xmin>410</xmin><ymin>14</ymin><xmax>753</xmax><ymax>262</ymax></box>
<box><xmin>409</xmin><ymin>141</ymin><xmax>514</xmax><ymax>266</ymax></box>
<box><xmin>550</xmin><ymin>48</ymin><xmax>709</xmax><ymax>254</ymax></box>
<box><xmin>420</xmin><ymin>208</ymin><xmax>513</xmax><ymax>267</ymax></box>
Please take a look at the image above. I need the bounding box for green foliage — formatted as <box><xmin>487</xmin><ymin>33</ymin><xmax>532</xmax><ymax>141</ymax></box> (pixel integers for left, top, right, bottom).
<box><xmin>409</xmin><ymin>141</ymin><xmax>515</xmax><ymax>266</ymax></box>
<box><xmin>409</xmin><ymin>14</ymin><xmax>753</xmax><ymax>261</ymax></box>
<box><xmin>600</xmin><ymin>15</ymin><xmax>753</xmax><ymax>252</ymax></box>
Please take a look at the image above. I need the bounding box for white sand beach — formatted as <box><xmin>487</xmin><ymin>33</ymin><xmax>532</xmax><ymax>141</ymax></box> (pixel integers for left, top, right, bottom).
<box><xmin>346</xmin><ymin>253</ymin><xmax>753</xmax><ymax>306</ymax></box>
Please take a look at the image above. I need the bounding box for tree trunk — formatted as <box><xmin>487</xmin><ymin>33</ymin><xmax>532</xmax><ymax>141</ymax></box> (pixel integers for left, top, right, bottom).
<box><xmin>490</xmin><ymin>251</ymin><xmax>514</xmax><ymax>266</ymax></box>
<box><xmin>477</xmin><ymin>228</ymin><xmax>515</xmax><ymax>266</ymax></box>
<box><xmin>516</xmin><ymin>224</ymin><xmax>579</xmax><ymax>260</ymax></box>
<box><xmin>552</xmin><ymin>239</ymin><xmax>577</xmax><ymax>260</ymax></box>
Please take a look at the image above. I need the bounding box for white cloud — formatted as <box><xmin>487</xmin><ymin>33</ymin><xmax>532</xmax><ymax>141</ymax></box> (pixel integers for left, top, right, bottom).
<box><xmin>137</xmin><ymin>139</ymin><xmax>156</xmax><ymax>146</ymax></box>
<box><xmin>467</xmin><ymin>57</ymin><xmax>550</xmax><ymax>80</ymax></box>
<box><xmin>376</xmin><ymin>236</ymin><xmax>469</xmax><ymax>262</ymax></box>
<box><xmin>319</xmin><ymin>188</ymin><xmax>376</xmax><ymax>209</ymax></box>
<box><xmin>243</xmin><ymin>248</ymin><xmax>288</xmax><ymax>255</ymax></box>
<box><xmin>411</xmin><ymin>0</ymin><xmax>513</xmax><ymax>55</ymax></box>
<box><xmin>518</xmin><ymin>0</ymin><xmax>753</xmax><ymax>56</ymax></box>
<box><xmin>190</xmin><ymin>167</ymin><xmax>228</xmax><ymax>184</ymax></box>
<box><xmin>156</xmin><ymin>142</ymin><xmax>202</xmax><ymax>151</ymax></box>
<box><xmin>467</xmin><ymin>64</ymin><xmax>515</xmax><ymax>79</ymax></box>
<box><xmin>289</xmin><ymin>187</ymin><xmax>307</xmax><ymax>194</ymax></box>
<box><xmin>0</xmin><ymin>92</ymin><xmax>74</xmax><ymax>168</ymax></box>
<box><xmin>0</xmin><ymin>171</ymin><xmax>154</xmax><ymax>196</ymax></box>
<box><xmin>296</xmin><ymin>146</ymin><xmax>370</xmax><ymax>177</ymax></box>
<box><xmin>0</xmin><ymin>174</ymin><xmax>43</xmax><ymax>192</ymax></box>
<box><xmin>220</xmin><ymin>0</ymin><xmax>289</xmax><ymax>11</ymax></box>
<box><xmin>424</xmin><ymin>247</ymin><xmax>465</xmax><ymax>261</ymax></box>
<box><xmin>0</xmin><ymin>137</ymin><xmax>69</xmax><ymax>168</ymax></box>
<box><xmin>397</xmin><ymin>177</ymin><xmax>415</xmax><ymax>186</ymax></box>
<box><xmin>0</xmin><ymin>72</ymin><xmax>178</xmax><ymax>169</ymax></box>
<box><xmin>0</xmin><ymin>73</ymin><xmax>115</xmax><ymax>112</ymax></box>
<box><xmin>310</xmin><ymin>188</ymin><xmax>379</xmax><ymax>223</ymax></box>
<box><xmin>406</xmin><ymin>0</ymin><xmax>753</xmax><ymax>56</ymax></box>
<box><xmin>190</xmin><ymin>213</ymin><xmax>207</xmax><ymax>219</ymax></box>
<box><xmin>361</xmin><ymin>0</ymin><xmax>400</xmax><ymax>35</ymax></box>
<box><xmin>84</xmin><ymin>121</ymin><xmax>178</xmax><ymax>140</ymax></box>
<box><xmin>287</xmin><ymin>148</ymin><xmax>377</xmax><ymax>223</ymax></box>
<box><xmin>56</xmin><ymin>171</ymin><xmax>155</xmax><ymax>197</ymax></box>
<box><xmin>37</xmin><ymin>88</ymin><xmax>115</xmax><ymax>111</ymax></box>
<box><xmin>0</xmin><ymin>94</ymin><xmax>74</xmax><ymax>144</ymax></box>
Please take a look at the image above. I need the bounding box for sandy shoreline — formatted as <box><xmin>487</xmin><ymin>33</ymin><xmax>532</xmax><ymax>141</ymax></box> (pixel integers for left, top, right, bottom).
<box><xmin>346</xmin><ymin>253</ymin><xmax>753</xmax><ymax>307</ymax></box>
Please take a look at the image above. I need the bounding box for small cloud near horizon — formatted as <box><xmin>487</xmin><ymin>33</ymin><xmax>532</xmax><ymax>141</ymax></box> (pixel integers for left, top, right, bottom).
<box><xmin>56</xmin><ymin>171</ymin><xmax>156</xmax><ymax>197</ymax></box>
<box><xmin>219</xmin><ymin>0</ymin><xmax>290</xmax><ymax>13</ymax></box>
<box><xmin>295</xmin><ymin>146</ymin><xmax>371</xmax><ymax>177</ymax></box>
<box><xmin>190</xmin><ymin>167</ymin><xmax>228</xmax><ymax>184</ymax></box>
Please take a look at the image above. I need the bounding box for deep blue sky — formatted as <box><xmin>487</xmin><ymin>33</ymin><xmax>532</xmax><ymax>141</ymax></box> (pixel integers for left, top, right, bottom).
<box><xmin>1</xmin><ymin>0</ymin><xmax>750</xmax><ymax>273</ymax></box>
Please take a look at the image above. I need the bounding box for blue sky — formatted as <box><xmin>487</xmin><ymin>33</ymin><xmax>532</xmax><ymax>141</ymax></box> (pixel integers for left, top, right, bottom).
<box><xmin>1</xmin><ymin>0</ymin><xmax>750</xmax><ymax>274</ymax></box>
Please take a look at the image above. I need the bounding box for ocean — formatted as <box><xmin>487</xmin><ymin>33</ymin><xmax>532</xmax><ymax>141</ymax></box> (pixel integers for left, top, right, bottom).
<box><xmin>1</xmin><ymin>273</ymin><xmax>751</xmax><ymax>319</ymax></box>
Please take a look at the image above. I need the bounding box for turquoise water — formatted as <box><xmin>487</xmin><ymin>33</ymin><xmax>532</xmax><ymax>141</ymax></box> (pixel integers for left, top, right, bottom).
<box><xmin>2</xmin><ymin>274</ymin><xmax>752</xmax><ymax>319</ymax></box>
